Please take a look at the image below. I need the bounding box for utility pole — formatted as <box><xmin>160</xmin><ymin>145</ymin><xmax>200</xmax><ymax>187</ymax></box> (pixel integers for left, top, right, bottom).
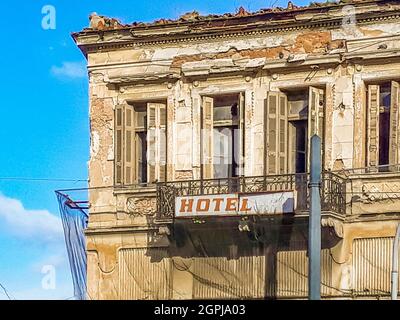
<box><xmin>308</xmin><ymin>134</ymin><xmax>321</xmax><ymax>300</ymax></box>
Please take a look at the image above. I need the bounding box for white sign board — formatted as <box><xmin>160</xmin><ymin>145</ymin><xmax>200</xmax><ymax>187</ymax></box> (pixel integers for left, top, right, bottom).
<box><xmin>175</xmin><ymin>192</ymin><xmax>295</xmax><ymax>218</ymax></box>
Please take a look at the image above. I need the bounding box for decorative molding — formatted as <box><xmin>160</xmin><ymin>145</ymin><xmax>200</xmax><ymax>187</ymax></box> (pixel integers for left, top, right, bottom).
<box><xmin>126</xmin><ymin>196</ymin><xmax>157</xmax><ymax>216</ymax></box>
<box><xmin>361</xmin><ymin>182</ymin><xmax>400</xmax><ymax>203</ymax></box>
<box><xmin>78</xmin><ymin>13</ymin><xmax>400</xmax><ymax>53</ymax></box>
<box><xmin>322</xmin><ymin>217</ymin><xmax>344</xmax><ymax>238</ymax></box>
<box><xmin>174</xmin><ymin>170</ymin><xmax>193</xmax><ymax>181</ymax></box>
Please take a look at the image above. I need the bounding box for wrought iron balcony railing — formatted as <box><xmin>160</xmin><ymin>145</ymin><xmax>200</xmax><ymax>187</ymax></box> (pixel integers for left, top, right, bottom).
<box><xmin>156</xmin><ymin>172</ymin><xmax>347</xmax><ymax>220</ymax></box>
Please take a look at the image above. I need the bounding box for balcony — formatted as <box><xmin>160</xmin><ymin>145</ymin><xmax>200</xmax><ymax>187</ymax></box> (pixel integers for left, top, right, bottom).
<box><xmin>340</xmin><ymin>165</ymin><xmax>400</xmax><ymax>219</ymax></box>
<box><xmin>156</xmin><ymin>171</ymin><xmax>347</xmax><ymax>222</ymax></box>
<box><xmin>60</xmin><ymin>167</ymin><xmax>400</xmax><ymax>231</ymax></box>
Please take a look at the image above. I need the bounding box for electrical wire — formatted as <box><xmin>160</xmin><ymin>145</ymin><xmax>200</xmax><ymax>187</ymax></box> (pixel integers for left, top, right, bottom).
<box><xmin>0</xmin><ymin>282</ymin><xmax>15</xmax><ymax>300</ymax></box>
<box><xmin>347</xmin><ymin>32</ymin><xmax>400</xmax><ymax>55</ymax></box>
<box><xmin>0</xmin><ymin>177</ymin><xmax>87</xmax><ymax>183</ymax></box>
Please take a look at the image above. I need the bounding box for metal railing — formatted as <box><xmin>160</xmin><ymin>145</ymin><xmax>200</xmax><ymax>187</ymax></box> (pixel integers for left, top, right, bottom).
<box><xmin>156</xmin><ymin>172</ymin><xmax>347</xmax><ymax>220</ymax></box>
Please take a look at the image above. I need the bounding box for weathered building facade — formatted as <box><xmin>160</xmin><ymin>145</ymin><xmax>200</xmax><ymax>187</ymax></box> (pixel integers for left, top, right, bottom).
<box><xmin>73</xmin><ymin>0</ymin><xmax>400</xmax><ymax>299</ymax></box>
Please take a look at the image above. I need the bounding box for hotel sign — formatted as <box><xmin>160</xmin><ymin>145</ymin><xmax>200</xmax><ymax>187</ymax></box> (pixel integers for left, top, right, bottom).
<box><xmin>175</xmin><ymin>191</ymin><xmax>295</xmax><ymax>218</ymax></box>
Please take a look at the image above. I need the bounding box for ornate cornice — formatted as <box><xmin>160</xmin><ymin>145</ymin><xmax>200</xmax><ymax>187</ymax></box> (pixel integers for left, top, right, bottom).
<box><xmin>75</xmin><ymin>11</ymin><xmax>400</xmax><ymax>55</ymax></box>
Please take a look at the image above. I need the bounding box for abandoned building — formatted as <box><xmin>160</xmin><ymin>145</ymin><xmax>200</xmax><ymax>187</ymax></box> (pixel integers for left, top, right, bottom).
<box><xmin>71</xmin><ymin>0</ymin><xmax>400</xmax><ymax>299</ymax></box>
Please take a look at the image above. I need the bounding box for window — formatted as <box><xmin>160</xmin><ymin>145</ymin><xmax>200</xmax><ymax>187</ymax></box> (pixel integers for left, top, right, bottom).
<box><xmin>367</xmin><ymin>82</ymin><xmax>400</xmax><ymax>171</ymax></box>
<box><xmin>133</xmin><ymin>105</ymin><xmax>147</xmax><ymax>183</ymax></box>
<box><xmin>264</xmin><ymin>87</ymin><xmax>325</xmax><ymax>175</ymax></box>
<box><xmin>201</xmin><ymin>93</ymin><xmax>245</xmax><ymax>179</ymax></box>
<box><xmin>115</xmin><ymin>101</ymin><xmax>167</xmax><ymax>186</ymax></box>
<box><xmin>289</xmin><ymin>120</ymin><xmax>307</xmax><ymax>174</ymax></box>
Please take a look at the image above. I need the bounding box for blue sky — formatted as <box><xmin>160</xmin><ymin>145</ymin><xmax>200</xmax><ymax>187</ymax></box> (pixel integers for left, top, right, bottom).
<box><xmin>0</xmin><ymin>0</ymin><xmax>312</xmax><ymax>300</ymax></box>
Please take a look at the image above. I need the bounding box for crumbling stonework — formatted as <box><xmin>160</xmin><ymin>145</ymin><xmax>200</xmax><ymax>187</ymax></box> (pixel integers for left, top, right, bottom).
<box><xmin>73</xmin><ymin>0</ymin><xmax>400</xmax><ymax>300</ymax></box>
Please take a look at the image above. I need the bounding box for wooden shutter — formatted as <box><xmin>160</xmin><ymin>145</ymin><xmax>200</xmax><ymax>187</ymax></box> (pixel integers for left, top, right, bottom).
<box><xmin>135</xmin><ymin>132</ymin><xmax>143</xmax><ymax>184</ymax></box>
<box><xmin>264</xmin><ymin>92</ymin><xmax>288</xmax><ymax>175</ymax></box>
<box><xmin>202</xmin><ymin>97</ymin><xmax>214</xmax><ymax>179</ymax></box>
<box><xmin>389</xmin><ymin>81</ymin><xmax>400</xmax><ymax>166</ymax></box>
<box><xmin>213</xmin><ymin>128</ymin><xmax>228</xmax><ymax>179</ymax></box>
<box><xmin>115</xmin><ymin>103</ymin><xmax>135</xmax><ymax>185</ymax></box>
<box><xmin>175</xmin><ymin>106</ymin><xmax>193</xmax><ymax>172</ymax></box>
<box><xmin>115</xmin><ymin>104</ymin><xmax>124</xmax><ymax>185</ymax></box>
<box><xmin>319</xmin><ymin>91</ymin><xmax>325</xmax><ymax>142</ymax></box>
<box><xmin>124</xmin><ymin>106</ymin><xmax>135</xmax><ymax>185</ymax></box>
<box><xmin>278</xmin><ymin>94</ymin><xmax>288</xmax><ymax>174</ymax></box>
<box><xmin>159</xmin><ymin>104</ymin><xmax>167</xmax><ymax>182</ymax></box>
<box><xmin>147</xmin><ymin>103</ymin><xmax>157</xmax><ymax>183</ymax></box>
<box><xmin>239</xmin><ymin>92</ymin><xmax>245</xmax><ymax>176</ymax></box>
<box><xmin>367</xmin><ymin>85</ymin><xmax>380</xmax><ymax>168</ymax></box>
<box><xmin>147</xmin><ymin>103</ymin><xmax>167</xmax><ymax>183</ymax></box>
<box><xmin>288</xmin><ymin>122</ymin><xmax>296</xmax><ymax>174</ymax></box>
<box><xmin>308</xmin><ymin>87</ymin><xmax>324</xmax><ymax>170</ymax></box>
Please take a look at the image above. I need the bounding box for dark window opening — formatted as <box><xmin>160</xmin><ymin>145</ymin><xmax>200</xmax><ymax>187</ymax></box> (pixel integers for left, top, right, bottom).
<box><xmin>213</xmin><ymin>94</ymin><xmax>241</xmax><ymax>179</ymax></box>
<box><xmin>136</xmin><ymin>131</ymin><xmax>147</xmax><ymax>184</ymax></box>
<box><xmin>379</xmin><ymin>83</ymin><xmax>390</xmax><ymax>171</ymax></box>
<box><xmin>286</xmin><ymin>90</ymin><xmax>309</xmax><ymax>174</ymax></box>
<box><xmin>289</xmin><ymin>120</ymin><xmax>308</xmax><ymax>174</ymax></box>
<box><xmin>132</xmin><ymin>102</ymin><xmax>167</xmax><ymax>184</ymax></box>
<box><xmin>133</xmin><ymin>104</ymin><xmax>148</xmax><ymax>183</ymax></box>
<box><xmin>287</xmin><ymin>90</ymin><xmax>309</xmax><ymax>119</ymax></box>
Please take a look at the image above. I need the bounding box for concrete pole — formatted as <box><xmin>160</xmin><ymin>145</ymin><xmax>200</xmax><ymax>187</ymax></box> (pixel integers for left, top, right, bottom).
<box><xmin>308</xmin><ymin>135</ymin><xmax>321</xmax><ymax>300</ymax></box>
<box><xmin>391</xmin><ymin>223</ymin><xmax>400</xmax><ymax>300</ymax></box>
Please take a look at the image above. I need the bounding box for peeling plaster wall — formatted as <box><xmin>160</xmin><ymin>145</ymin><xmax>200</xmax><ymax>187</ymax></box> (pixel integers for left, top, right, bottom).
<box><xmin>77</xmin><ymin>2</ymin><xmax>400</xmax><ymax>299</ymax></box>
<box><xmin>87</xmin><ymin>26</ymin><xmax>400</xmax><ymax>180</ymax></box>
<box><xmin>332</xmin><ymin>70</ymin><xmax>355</xmax><ymax>170</ymax></box>
<box><xmin>86</xmin><ymin>19</ymin><xmax>400</xmax><ymax>74</ymax></box>
<box><xmin>88</xmin><ymin>78</ymin><xmax>118</xmax><ymax>215</ymax></box>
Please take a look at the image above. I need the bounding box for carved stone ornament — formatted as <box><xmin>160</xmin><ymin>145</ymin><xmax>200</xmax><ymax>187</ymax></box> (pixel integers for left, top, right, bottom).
<box><xmin>361</xmin><ymin>183</ymin><xmax>400</xmax><ymax>203</ymax></box>
<box><xmin>126</xmin><ymin>197</ymin><xmax>156</xmax><ymax>216</ymax></box>
<box><xmin>175</xmin><ymin>171</ymin><xmax>193</xmax><ymax>181</ymax></box>
<box><xmin>321</xmin><ymin>217</ymin><xmax>344</xmax><ymax>238</ymax></box>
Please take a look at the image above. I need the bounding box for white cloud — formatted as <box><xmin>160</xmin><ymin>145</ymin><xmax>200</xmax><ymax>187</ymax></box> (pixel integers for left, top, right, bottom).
<box><xmin>50</xmin><ymin>61</ymin><xmax>86</xmax><ymax>79</ymax></box>
<box><xmin>0</xmin><ymin>193</ymin><xmax>63</xmax><ymax>243</ymax></box>
<box><xmin>0</xmin><ymin>193</ymin><xmax>75</xmax><ymax>300</ymax></box>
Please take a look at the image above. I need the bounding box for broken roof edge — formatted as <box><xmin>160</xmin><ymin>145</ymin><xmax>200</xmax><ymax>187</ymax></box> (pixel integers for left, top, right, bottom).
<box><xmin>73</xmin><ymin>0</ymin><xmax>391</xmax><ymax>34</ymax></box>
<box><xmin>71</xmin><ymin>0</ymin><xmax>400</xmax><ymax>57</ymax></box>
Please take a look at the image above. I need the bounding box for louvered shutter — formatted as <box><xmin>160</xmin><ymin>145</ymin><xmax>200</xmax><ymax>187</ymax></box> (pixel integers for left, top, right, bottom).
<box><xmin>124</xmin><ymin>106</ymin><xmax>135</xmax><ymax>185</ymax></box>
<box><xmin>147</xmin><ymin>103</ymin><xmax>167</xmax><ymax>183</ymax></box>
<box><xmin>367</xmin><ymin>85</ymin><xmax>380</xmax><ymax>168</ymax></box>
<box><xmin>115</xmin><ymin>104</ymin><xmax>124</xmax><ymax>185</ymax></box>
<box><xmin>265</xmin><ymin>92</ymin><xmax>288</xmax><ymax>175</ymax></box>
<box><xmin>147</xmin><ymin>103</ymin><xmax>157</xmax><ymax>183</ymax></box>
<box><xmin>175</xmin><ymin>105</ymin><xmax>192</xmax><ymax>172</ymax></box>
<box><xmin>159</xmin><ymin>104</ymin><xmax>167</xmax><ymax>182</ymax></box>
<box><xmin>288</xmin><ymin>123</ymin><xmax>296</xmax><ymax>174</ymax></box>
<box><xmin>135</xmin><ymin>132</ymin><xmax>143</xmax><ymax>184</ymax></box>
<box><xmin>389</xmin><ymin>81</ymin><xmax>400</xmax><ymax>167</ymax></box>
<box><xmin>202</xmin><ymin>97</ymin><xmax>214</xmax><ymax>179</ymax></box>
<box><xmin>265</xmin><ymin>93</ymin><xmax>278</xmax><ymax>175</ymax></box>
<box><xmin>213</xmin><ymin>129</ymin><xmax>228</xmax><ymax>179</ymax></box>
<box><xmin>239</xmin><ymin>92</ymin><xmax>245</xmax><ymax>176</ymax></box>
<box><xmin>278</xmin><ymin>94</ymin><xmax>288</xmax><ymax>174</ymax></box>
<box><xmin>318</xmin><ymin>90</ymin><xmax>325</xmax><ymax>156</ymax></box>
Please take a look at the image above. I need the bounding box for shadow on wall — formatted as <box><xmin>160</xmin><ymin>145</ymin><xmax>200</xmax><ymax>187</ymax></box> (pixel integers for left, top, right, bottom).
<box><xmin>140</xmin><ymin>215</ymin><xmax>342</xmax><ymax>299</ymax></box>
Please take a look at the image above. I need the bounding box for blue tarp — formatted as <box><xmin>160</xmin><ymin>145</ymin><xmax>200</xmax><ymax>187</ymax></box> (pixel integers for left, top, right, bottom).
<box><xmin>56</xmin><ymin>191</ymin><xmax>88</xmax><ymax>300</ymax></box>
